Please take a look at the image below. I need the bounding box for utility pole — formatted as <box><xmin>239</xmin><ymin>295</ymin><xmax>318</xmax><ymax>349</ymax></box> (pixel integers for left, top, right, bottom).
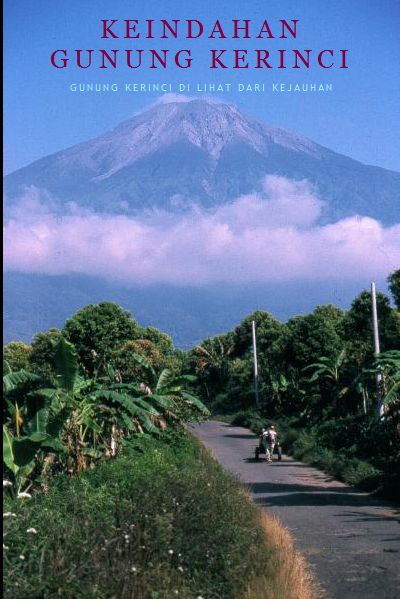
<box><xmin>252</xmin><ymin>320</ymin><xmax>260</xmax><ymax>408</ymax></box>
<box><xmin>371</xmin><ymin>282</ymin><xmax>383</xmax><ymax>416</ymax></box>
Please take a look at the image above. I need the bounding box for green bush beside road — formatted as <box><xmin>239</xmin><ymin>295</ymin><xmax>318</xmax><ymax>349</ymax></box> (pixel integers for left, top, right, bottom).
<box><xmin>3</xmin><ymin>429</ymin><xmax>273</xmax><ymax>599</ymax></box>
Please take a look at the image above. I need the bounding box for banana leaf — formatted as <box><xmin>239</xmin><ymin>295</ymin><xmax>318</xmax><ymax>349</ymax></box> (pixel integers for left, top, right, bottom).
<box><xmin>148</xmin><ymin>394</ymin><xmax>177</xmax><ymax>411</ymax></box>
<box><xmin>13</xmin><ymin>433</ymin><xmax>66</xmax><ymax>466</ymax></box>
<box><xmin>180</xmin><ymin>392</ymin><xmax>210</xmax><ymax>414</ymax></box>
<box><xmin>46</xmin><ymin>407</ymin><xmax>71</xmax><ymax>437</ymax></box>
<box><xmin>118</xmin><ymin>412</ymin><xmax>137</xmax><ymax>431</ymax></box>
<box><xmin>131</xmin><ymin>353</ymin><xmax>156</xmax><ymax>378</ymax></box>
<box><xmin>3</xmin><ymin>425</ymin><xmax>18</xmax><ymax>474</ymax></box>
<box><xmin>53</xmin><ymin>337</ymin><xmax>78</xmax><ymax>393</ymax></box>
<box><xmin>156</xmin><ymin>368</ymin><xmax>173</xmax><ymax>392</ymax></box>
<box><xmin>12</xmin><ymin>436</ymin><xmax>42</xmax><ymax>466</ymax></box>
<box><xmin>25</xmin><ymin>404</ymin><xmax>50</xmax><ymax>435</ymax></box>
<box><xmin>3</xmin><ymin>370</ymin><xmax>40</xmax><ymax>394</ymax></box>
<box><xmin>79</xmin><ymin>413</ymin><xmax>103</xmax><ymax>434</ymax></box>
<box><xmin>94</xmin><ymin>390</ymin><xmax>160</xmax><ymax>424</ymax></box>
<box><xmin>131</xmin><ymin>397</ymin><xmax>160</xmax><ymax>415</ymax></box>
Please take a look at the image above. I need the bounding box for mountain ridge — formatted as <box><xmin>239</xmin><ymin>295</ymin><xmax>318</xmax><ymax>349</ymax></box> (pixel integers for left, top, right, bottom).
<box><xmin>4</xmin><ymin>272</ymin><xmax>378</xmax><ymax>349</ymax></box>
<box><xmin>5</xmin><ymin>98</ymin><xmax>400</xmax><ymax>223</ymax></box>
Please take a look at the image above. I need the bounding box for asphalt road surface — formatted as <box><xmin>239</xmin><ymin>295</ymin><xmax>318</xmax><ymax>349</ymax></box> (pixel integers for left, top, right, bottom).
<box><xmin>192</xmin><ymin>421</ymin><xmax>400</xmax><ymax>599</ymax></box>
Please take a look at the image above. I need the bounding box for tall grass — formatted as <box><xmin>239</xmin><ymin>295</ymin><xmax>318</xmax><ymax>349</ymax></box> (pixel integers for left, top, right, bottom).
<box><xmin>244</xmin><ymin>510</ymin><xmax>323</xmax><ymax>599</ymax></box>
<box><xmin>4</xmin><ymin>428</ymin><xmax>319</xmax><ymax>598</ymax></box>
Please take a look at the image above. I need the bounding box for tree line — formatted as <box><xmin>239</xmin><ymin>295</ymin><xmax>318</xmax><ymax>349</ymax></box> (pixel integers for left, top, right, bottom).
<box><xmin>187</xmin><ymin>271</ymin><xmax>399</xmax><ymax>420</ymax></box>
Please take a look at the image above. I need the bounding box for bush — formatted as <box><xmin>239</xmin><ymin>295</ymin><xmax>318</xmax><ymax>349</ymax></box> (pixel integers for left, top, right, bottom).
<box><xmin>341</xmin><ymin>459</ymin><xmax>382</xmax><ymax>490</ymax></box>
<box><xmin>3</xmin><ymin>342</ymin><xmax>32</xmax><ymax>372</ymax></box>
<box><xmin>230</xmin><ymin>410</ymin><xmax>266</xmax><ymax>433</ymax></box>
<box><xmin>3</xmin><ymin>429</ymin><xmax>273</xmax><ymax>599</ymax></box>
<box><xmin>291</xmin><ymin>432</ymin><xmax>317</xmax><ymax>461</ymax></box>
<box><xmin>211</xmin><ymin>392</ymin><xmax>235</xmax><ymax>415</ymax></box>
<box><xmin>380</xmin><ymin>452</ymin><xmax>400</xmax><ymax>499</ymax></box>
<box><xmin>225</xmin><ymin>411</ymin><xmax>398</xmax><ymax>498</ymax></box>
<box><xmin>277</xmin><ymin>427</ymin><xmax>299</xmax><ymax>451</ymax></box>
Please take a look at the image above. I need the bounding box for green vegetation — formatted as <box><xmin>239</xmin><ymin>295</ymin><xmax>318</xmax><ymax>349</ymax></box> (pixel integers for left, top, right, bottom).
<box><xmin>187</xmin><ymin>270</ymin><xmax>400</xmax><ymax>498</ymax></box>
<box><xmin>3</xmin><ymin>271</ymin><xmax>399</xmax><ymax>596</ymax></box>
<box><xmin>3</xmin><ymin>302</ymin><xmax>208</xmax><ymax>496</ymax></box>
<box><xmin>8</xmin><ymin>303</ymin><xmax>311</xmax><ymax>598</ymax></box>
<box><xmin>4</xmin><ymin>431</ymin><xmax>275</xmax><ymax>599</ymax></box>
<box><xmin>388</xmin><ymin>270</ymin><xmax>400</xmax><ymax>309</ymax></box>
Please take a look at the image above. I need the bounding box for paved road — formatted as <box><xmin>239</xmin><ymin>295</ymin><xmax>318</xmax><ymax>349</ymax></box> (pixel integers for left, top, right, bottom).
<box><xmin>192</xmin><ymin>421</ymin><xmax>400</xmax><ymax>599</ymax></box>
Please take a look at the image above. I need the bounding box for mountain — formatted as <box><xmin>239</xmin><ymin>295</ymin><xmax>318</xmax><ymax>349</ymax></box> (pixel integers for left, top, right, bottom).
<box><xmin>4</xmin><ymin>99</ymin><xmax>399</xmax><ymax>347</ymax></box>
<box><xmin>4</xmin><ymin>272</ymin><xmax>375</xmax><ymax>349</ymax></box>
<box><xmin>5</xmin><ymin>99</ymin><xmax>400</xmax><ymax>224</ymax></box>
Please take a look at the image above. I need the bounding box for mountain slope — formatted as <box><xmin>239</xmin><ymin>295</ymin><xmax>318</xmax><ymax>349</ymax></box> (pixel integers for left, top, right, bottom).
<box><xmin>5</xmin><ymin>99</ymin><xmax>400</xmax><ymax>223</ymax></box>
<box><xmin>4</xmin><ymin>272</ymin><xmax>372</xmax><ymax>349</ymax></box>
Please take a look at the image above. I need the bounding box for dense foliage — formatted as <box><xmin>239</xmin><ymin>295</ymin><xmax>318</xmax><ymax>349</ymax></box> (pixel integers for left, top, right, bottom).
<box><xmin>7</xmin><ymin>303</ymin><xmax>321</xmax><ymax>599</ymax></box>
<box><xmin>187</xmin><ymin>270</ymin><xmax>400</xmax><ymax>497</ymax></box>
<box><xmin>3</xmin><ymin>303</ymin><xmax>209</xmax><ymax>496</ymax></box>
<box><xmin>4</xmin><ymin>271</ymin><xmax>398</xmax><ymax>599</ymax></box>
<box><xmin>388</xmin><ymin>270</ymin><xmax>400</xmax><ymax>309</ymax></box>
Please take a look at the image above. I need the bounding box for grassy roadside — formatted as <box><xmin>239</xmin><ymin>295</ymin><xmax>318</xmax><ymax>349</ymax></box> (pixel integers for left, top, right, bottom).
<box><xmin>247</xmin><ymin>509</ymin><xmax>322</xmax><ymax>599</ymax></box>
<box><xmin>228</xmin><ymin>410</ymin><xmax>399</xmax><ymax>500</ymax></box>
<box><xmin>3</xmin><ymin>427</ymin><xmax>319</xmax><ymax>599</ymax></box>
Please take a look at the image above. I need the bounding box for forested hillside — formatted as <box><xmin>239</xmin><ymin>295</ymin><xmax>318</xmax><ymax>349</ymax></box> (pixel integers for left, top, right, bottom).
<box><xmin>186</xmin><ymin>270</ymin><xmax>400</xmax><ymax>497</ymax></box>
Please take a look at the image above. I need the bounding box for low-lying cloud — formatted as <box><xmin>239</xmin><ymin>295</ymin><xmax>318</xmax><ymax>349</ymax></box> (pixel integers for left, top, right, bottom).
<box><xmin>4</xmin><ymin>176</ymin><xmax>399</xmax><ymax>285</ymax></box>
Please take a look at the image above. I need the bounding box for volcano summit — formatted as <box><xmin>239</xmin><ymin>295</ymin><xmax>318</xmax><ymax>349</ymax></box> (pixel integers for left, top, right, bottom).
<box><xmin>5</xmin><ymin>98</ymin><xmax>400</xmax><ymax>224</ymax></box>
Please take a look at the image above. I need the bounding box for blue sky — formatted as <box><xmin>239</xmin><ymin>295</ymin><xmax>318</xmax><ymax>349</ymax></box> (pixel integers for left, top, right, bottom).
<box><xmin>4</xmin><ymin>0</ymin><xmax>400</xmax><ymax>174</ymax></box>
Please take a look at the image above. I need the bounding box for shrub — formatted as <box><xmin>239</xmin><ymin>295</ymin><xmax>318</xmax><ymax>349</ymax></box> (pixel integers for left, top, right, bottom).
<box><xmin>3</xmin><ymin>430</ymin><xmax>274</xmax><ymax>599</ymax></box>
<box><xmin>291</xmin><ymin>432</ymin><xmax>317</xmax><ymax>461</ymax></box>
<box><xmin>341</xmin><ymin>459</ymin><xmax>382</xmax><ymax>490</ymax></box>
<box><xmin>269</xmin><ymin>416</ymin><xmax>397</xmax><ymax>498</ymax></box>
<box><xmin>3</xmin><ymin>342</ymin><xmax>32</xmax><ymax>372</ymax></box>
<box><xmin>231</xmin><ymin>410</ymin><xmax>266</xmax><ymax>433</ymax></box>
<box><xmin>380</xmin><ymin>452</ymin><xmax>400</xmax><ymax>499</ymax></box>
<box><xmin>211</xmin><ymin>392</ymin><xmax>234</xmax><ymax>414</ymax></box>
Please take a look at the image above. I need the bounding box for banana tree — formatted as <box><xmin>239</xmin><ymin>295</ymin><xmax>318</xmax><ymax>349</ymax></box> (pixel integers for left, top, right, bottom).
<box><xmin>32</xmin><ymin>337</ymin><xmax>140</xmax><ymax>470</ymax></box>
<box><xmin>60</xmin><ymin>341</ymin><xmax>156</xmax><ymax>465</ymax></box>
<box><xmin>123</xmin><ymin>353</ymin><xmax>210</xmax><ymax>423</ymax></box>
<box><xmin>3</xmin><ymin>359</ymin><xmax>67</xmax><ymax>492</ymax></box>
<box><xmin>303</xmin><ymin>349</ymin><xmax>348</xmax><ymax>415</ymax></box>
<box><xmin>373</xmin><ymin>351</ymin><xmax>400</xmax><ymax>410</ymax></box>
<box><xmin>268</xmin><ymin>372</ymin><xmax>289</xmax><ymax>408</ymax></box>
<box><xmin>90</xmin><ymin>365</ymin><xmax>163</xmax><ymax>456</ymax></box>
<box><xmin>195</xmin><ymin>337</ymin><xmax>232</xmax><ymax>400</ymax></box>
<box><xmin>3</xmin><ymin>361</ymin><xmax>41</xmax><ymax>436</ymax></box>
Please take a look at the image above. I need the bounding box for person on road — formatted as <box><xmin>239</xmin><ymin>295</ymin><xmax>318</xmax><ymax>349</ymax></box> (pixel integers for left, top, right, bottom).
<box><xmin>258</xmin><ymin>428</ymin><xmax>267</xmax><ymax>452</ymax></box>
<box><xmin>264</xmin><ymin>425</ymin><xmax>278</xmax><ymax>462</ymax></box>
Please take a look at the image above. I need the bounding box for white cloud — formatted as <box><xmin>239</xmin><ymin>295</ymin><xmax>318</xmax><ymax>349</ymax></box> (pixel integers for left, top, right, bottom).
<box><xmin>4</xmin><ymin>177</ymin><xmax>399</xmax><ymax>285</ymax></box>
